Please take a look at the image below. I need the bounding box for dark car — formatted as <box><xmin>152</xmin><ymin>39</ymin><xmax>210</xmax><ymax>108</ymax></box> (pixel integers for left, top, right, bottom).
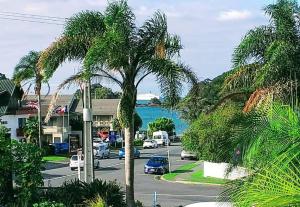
<box><xmin>118</xmin><ymin>148</ymin><xmax>140</xmax><ymax>160</ymax></box>
<box><xmin>144</xmin><ymin>156</ymin><xmax>169</xmax><ymax>175</ymax></box>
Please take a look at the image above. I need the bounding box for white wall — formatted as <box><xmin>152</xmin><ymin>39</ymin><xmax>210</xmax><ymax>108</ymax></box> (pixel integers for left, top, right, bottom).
<box><xmin>204</xmin><ymin>161</ymin><xmax>248</xmax><ymax>180</ymax></box>
<box><xmin>0</xmin><ymin>114</ymin><xmax>29</xmax><ymax>140</ymax></box>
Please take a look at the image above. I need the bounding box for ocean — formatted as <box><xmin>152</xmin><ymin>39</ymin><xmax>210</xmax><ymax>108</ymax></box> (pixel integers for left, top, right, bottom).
<box><xmin>136</xmin><ymin>100</ymin><xmax>188</xmax><ymax>135</ymax></box>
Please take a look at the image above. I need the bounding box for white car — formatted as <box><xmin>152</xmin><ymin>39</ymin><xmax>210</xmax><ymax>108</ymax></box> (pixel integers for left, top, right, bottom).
<box><xmin>143</xmin><ymin>139</ymin><xmax>158</xmax><ymax>149</ymax></box>
<box><xmin>93</xmin><ymin>144</ymin><xmax>110</xmax><ymax>159</ymax></box>
<box><xmin>185</xmin><ymin>202</ymin><xmax>232</xmax><ymax>207</ymax></box>
<box><xmin>181</xmin><ymin>150</ymin><xmax>197</xmax><ymax>160</ymax></box>
<box><xmin>69</xmin><ymin>155</ymin><xmax>100</xmax><ymax>171</ymax></box>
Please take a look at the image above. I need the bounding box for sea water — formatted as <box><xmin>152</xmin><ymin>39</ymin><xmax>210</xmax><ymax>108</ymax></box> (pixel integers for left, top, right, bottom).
<box><xmin>136</xmin><ymin>100</ymin><xmax>188</xmax><ymax>135</ymax></box>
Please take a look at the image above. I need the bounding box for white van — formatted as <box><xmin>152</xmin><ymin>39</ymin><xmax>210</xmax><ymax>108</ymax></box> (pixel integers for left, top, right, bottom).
<box><xmin>152</xmin><ymin>130</ymin><xmax>170</xmax><ymax>146</ymax></box>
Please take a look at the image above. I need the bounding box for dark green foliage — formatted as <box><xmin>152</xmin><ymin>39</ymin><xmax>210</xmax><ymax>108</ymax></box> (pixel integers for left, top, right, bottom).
<box><xmin>33</xmin><ymin>201</ymin><xmax>65</xmax><ymax>207</ymax></box>
<box><xmin>112</xmin><ymin>112</ymin><xmax>142</xmax><ymax>133</ymax></box>
<box><xmin>181</xmin><ymin>102</ymin><xmax>245</xmax><ymax>162</ymax></box>
<box><xmin>133</xmin><ymin>139</ymin><xmax>143</xmax><ymax>146</ymax></box>
<box><xmin>149</xmin><ymin>97</ymin><xmax>161</xmax><ymax>105</ymax></box>
<box><xmin>23</xmin><ymin>117</ymin><xmax>39</xmax><ymax>144</ymax></box>
<box><xmin>69</xmin><ymin>116</ymin><xmax>83</xmax><ymax>131</ymax></box>
<box><xmin>42</xmin><ymin>145</ymin><xmax>55</xmax><ymax>156</ymax></box>
<box><xmin>12</xmin><ymin>141</ymin><xmax>44</xmax><ymax>206</ymax></box>
<box><xmin>39</xmin><ymin>179</ymin><xmax>125</xmax><ymax>207</ymax></box>
<box><xmin>0</xmin><ymin>73</ymin><xmax>6</xmax><ymax>80</ymax></box>
<box><xmin>177</xmin><ymin>77</ymin><xmax>223</xmax><ymax>122</ymax></box>
<box><xmin>74</xmin><ymin>83</ymin><xmax>121</xmax><ymax>100</ymax></box>
<box><xmin>0</xmin><ymin>125</ymin><xmax>13</xmax><ymax>204</ymax></box>
<box><xmin>148</xmin><ymin>117</ymin><xmax>175</xmax><ymax>135</ymax></box>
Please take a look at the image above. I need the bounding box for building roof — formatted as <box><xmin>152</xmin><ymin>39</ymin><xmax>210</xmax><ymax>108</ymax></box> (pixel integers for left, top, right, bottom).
<box><xmin>0</xmin><ymin>78</ymin><xmax>23</xmax><ymax>116</ymax></box>
<box><xmin>21</xmin><ymin>95</ymin><xmax>76</xmax><ymax>117</ymax></box>
<box><xmin>75</xmin><ymin>99</ymin><xmax>120</xmax><ymax>117</ymax></box>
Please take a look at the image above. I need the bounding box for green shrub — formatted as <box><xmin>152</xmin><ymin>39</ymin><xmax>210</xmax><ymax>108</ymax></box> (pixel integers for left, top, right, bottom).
<box><xmin>40</xmin><ymin>179</ymin><xmax>125</xmax><ymax>207</ymax></box>
<box><xmin>42</xmin><ymin>145</ymin><xmax>55</xmax><ymax>156</ymax></box>
<box><xmin>85</xmin><ymin>195</ymin><xmax>107</xmax><ymax>207</ymax></box>
<box><xmin>133</xmin><ymin>139</ymin><xmax>143</xmax><ymax>146</ymax></box>
<box><xmin>33</xmin><ymin>201</ymin><xmax>65</xmax><ymax>207</ymax></box>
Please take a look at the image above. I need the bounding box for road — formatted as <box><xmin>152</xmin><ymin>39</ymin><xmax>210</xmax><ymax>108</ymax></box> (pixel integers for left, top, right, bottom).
<box><xmin>42</xmin><ymin>143</ymin><xmax>223</xmax><ymax>207</ymax></box>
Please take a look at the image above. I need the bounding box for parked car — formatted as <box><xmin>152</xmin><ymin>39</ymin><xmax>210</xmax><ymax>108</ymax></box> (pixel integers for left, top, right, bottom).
<box><xmin>184</xmin><ymin>202</ymin><xmax>232</xmax><ymax>207</ymax></box>
<box><xmin>144</xmin><ymin>156</ymin><xmax>169</xmax><ymax>174</ymax></box>
<box><xmin>69</xmin><ymin>155</ymin><xmax>100</xmax><ymax>171</ymax></box>
<box><xmin>94</xmin><ymin>144</ymin><xmax>110</xmax><ymax>159</ymax></box>
<box><xmin>181</xmin><ymin>150</ymin><xmax>197</xmax><ymax>160</ymax></box>
<box><xmin>153</xmin><ymin>130</ymin><xmax>170</xmax><ymax>146</ymax></box>
<box><xmin>143</xmin><ymin>139</ymin><xmax>158</xmax><ymax>149</ymax></box>
<box><xmin>118</xmin><ymin>148</ymin><xmax>140</xmax><ymax>159</ymax></box>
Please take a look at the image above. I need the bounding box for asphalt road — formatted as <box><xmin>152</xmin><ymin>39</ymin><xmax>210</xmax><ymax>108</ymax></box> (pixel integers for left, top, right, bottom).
<box><xmin>42</xmin><ymin>143</ymin><xmax>223</xmax><ymax>207</ymax></box>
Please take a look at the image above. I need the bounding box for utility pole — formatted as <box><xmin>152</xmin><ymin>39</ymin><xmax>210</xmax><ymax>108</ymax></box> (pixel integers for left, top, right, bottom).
<box><xmin>83</xmin><ymin>79</ymin><xmax>94</xmax><ymax>183</ymax></box>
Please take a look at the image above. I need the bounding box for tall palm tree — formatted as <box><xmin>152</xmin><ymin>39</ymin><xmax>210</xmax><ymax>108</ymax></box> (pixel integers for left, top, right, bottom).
<box><xmin>223</xmin><ymin>0</ymin><xmax>300</xmax><ymax>111</ymax></box>
<box><xmin>38</xmin><ymin>1</ymin><xmax>197</xmax><ymax>206</ymax></box>
<box><xmin>13</xmin><ymin>51</ymin><xmax>46</xmax><ymax>147</ymax></box>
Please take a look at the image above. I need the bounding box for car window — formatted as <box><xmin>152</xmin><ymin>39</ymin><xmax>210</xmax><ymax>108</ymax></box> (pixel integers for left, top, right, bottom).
<box><xmin>71</xmin><ymin>156</ymin><xmax>78</xmax><ymax>161</ymax></box>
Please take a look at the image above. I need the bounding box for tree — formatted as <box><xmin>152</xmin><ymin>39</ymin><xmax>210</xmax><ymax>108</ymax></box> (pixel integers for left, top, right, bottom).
<box><xmin>181</xmin><ymin>102</ymin><xmax>245</xmax><ymax>162</ymax></box>
<box><xmin>12</xmin><ymin>51</ymin><xmax>47</xmax><ymax>148</ymax></box>
<box><xmin>223</xmin><ymin>0</ymin><xmax>300</xmax><ymax>112</ymax></box>
<box><xmin>149</xmin><ymin>97</ymin><xmax>161</xmax><ymax>105</ymax></box>
<box><xmin>23</xmin><ymin>117</ymin><xmax>39</xmax><ymax>144</ymax></box>
<box><xmin>74</xmin><ymin>84</ymin><xmax>121</xmax><ymax>99</ymax></box>
<box><xmin>0</xmin><ymin>124</ymin><xmax>13</xmax><ymax>204</ymax></box>
<box><xmin>148</xmin><ymin>117</ymin><xmax>175</xmax><ymax>135</ymax></box>
<box><xmin>38</xmin><ymin>1</ymin><xmax>197</xmax><ymax>205</ymax></box>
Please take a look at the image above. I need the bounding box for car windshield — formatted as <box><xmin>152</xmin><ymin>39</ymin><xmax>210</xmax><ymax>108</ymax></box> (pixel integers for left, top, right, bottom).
<box><xmin>148</xmin><ymin>157</ymin><xmax>166</xmax><ymax>164</ymax></box>
<box><xmin>145</xmin><ymin>140</ymin><xmax>152</xmax><ymax>143</ymax></box>
<box><xmin>153</xmin><ymin>135</ymin><xmax>161</xmax><ymax>139</ymax></box>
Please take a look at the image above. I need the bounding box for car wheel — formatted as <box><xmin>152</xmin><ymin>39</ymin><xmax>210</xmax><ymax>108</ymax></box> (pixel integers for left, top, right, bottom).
<box><xmin>71</xmin><ymin>167</ymin><xmax>75</xmax><ymax>171</ymax></box>
<box><xmin>96</xmin><ymin>162</ymin><xmax>100</xmax><ymax>169</ymax></box>
<box><xmin>101</xmin><ymin>154</ymin><xmax>104</xmax><ymax>159</ymax></box>
<box><xmin>181</xmin><ymin>157</ymin><xmax>184</xmax><ymax>160</ymax></box>
<box><xmin>119</xmin><ymin>157</ymin><xmax>122</xmax><ymax>160</ymax></box>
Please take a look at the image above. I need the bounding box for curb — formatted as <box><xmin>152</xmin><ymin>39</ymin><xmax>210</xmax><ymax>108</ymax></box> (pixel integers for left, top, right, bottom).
<box><xmin>159</xmin><ymin>174</ymin><xmax>224</xmax><ymax>186</ymax></box>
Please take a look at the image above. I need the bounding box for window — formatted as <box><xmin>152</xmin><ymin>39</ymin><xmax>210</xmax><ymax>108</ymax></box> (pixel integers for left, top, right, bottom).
<box><xmin>1</xmin><ymin>121</ymin><xmax>7</xmax><ymax>124</ymax></box>
<box><xmin>18</xmin><ymin>118</ymin><xmax>26</xmax><ymax>128</ymax></box>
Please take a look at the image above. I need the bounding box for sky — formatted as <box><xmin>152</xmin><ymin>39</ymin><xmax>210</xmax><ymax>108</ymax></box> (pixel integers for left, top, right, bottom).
<box><xmin>0</xmin><ymin>0</ymin><xmax>273</xmax><ymax>96</ymax></box>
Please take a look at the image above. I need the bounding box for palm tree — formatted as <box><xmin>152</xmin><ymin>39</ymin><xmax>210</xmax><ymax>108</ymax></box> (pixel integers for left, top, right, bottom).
<box><xmin>13</xmin><ymin>51</ymin><xmax>46</xmax><ymax>147</ymax></box>
<box><xmin>222</xmin><ymin>104</ymin><xmax>300</xmax><ymax>206</ymax></box>
<box><xmin>38</xmin><ymin>1</ymin><xmax>197</xmax><ymax>206</ymax></box>
<box><xmin>223</xmin><ymin>0</ymin><xmax>300</xmax><ymax>111</ymax></box>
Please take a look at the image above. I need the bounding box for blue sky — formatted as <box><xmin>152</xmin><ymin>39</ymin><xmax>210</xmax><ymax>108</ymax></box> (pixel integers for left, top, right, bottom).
<box><xmin>0</xmin><ymin>0</ymin><xmax>273</xmax><ymax>96</ymax></box>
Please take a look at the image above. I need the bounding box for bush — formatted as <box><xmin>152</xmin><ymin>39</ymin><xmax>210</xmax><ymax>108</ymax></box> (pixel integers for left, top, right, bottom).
<box><xmin>182</xmin><ymin>102</ymin><xmax>245</xmax><ymax>162</ymax></box>
<box><xmin>133</xmin><ymin>139</ymin><xmax>143</xmax><ymax>146</ymax></box>
<box><xmin>39</xmin><ymin>179</ymin><xmax>125</xmax><ymax>207</ymax></box>
<box><xmin>33</xmin><ymin>201</ymin><xmax>65</xmax><ymax>207</ymax></box>
<box><xmin>42</xmin><ymin>145</ymin><xmax>55</xmax><ymax>156</ymax></box>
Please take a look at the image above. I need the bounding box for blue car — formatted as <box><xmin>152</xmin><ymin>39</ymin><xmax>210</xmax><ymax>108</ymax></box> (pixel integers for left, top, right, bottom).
<box><xmin>118</xmin><ymin>148</ymin><xmax>140</xmax><ymax>160</ymax></box>
<box><xmin>144</xmin><ymin>156</ymin><xmax>169</xmax><ymax>174</ymax></box>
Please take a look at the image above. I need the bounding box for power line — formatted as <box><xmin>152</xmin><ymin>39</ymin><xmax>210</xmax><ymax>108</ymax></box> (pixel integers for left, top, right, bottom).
<box><xmin>0</xmin><ymin>11</ymin><xmax>66</xmax><ymax>25</ymax></box>
<box><xmin>0</xmin><ymin>16</ymin><xmax>65</xmax><ymax>25</ymax></box>
<box><xmin>0</xmin><ymin>13</ymin><xmax>66</xmax><ymax>22</ymax></box>
<box><xmin>0</xmin><ymin>11</ymin><xmax>67</xmax><ymax>20</ymax></box>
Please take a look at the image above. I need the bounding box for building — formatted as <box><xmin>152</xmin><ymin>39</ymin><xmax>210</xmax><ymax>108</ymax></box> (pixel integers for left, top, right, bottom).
<box><xmin>75</xmin><ymin>99</ymin><xmax>120</xmax><ymax>137</ymax></box>
<box><xmin>0</xmin><ymin>77</ymin><xmax>24</xmax><ymax>139</ymax></box>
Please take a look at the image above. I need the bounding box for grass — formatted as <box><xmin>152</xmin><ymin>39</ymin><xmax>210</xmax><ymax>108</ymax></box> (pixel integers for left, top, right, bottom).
<box><xmin>43</xmin><ymin>155</ymin><xmax>69</xmax><ymax>162</ymax></box>
<box><xmin>189</xmin><ymin>170</ymin><xmax>227</xmax><ymax>184</ymax></box>
<box><xmin>163</xmin><ymin>162</ymin><xmax>199</xmax><ymax>181</ymax></box>
<box><xmin>162</xmin><ymin>162</ymin><xmax>227</xmax><ymax>185</ymax></box>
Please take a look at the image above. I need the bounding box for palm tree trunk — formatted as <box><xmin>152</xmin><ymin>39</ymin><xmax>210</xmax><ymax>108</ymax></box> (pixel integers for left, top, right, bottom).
<box><xmin>124</xmin><ymin>115</ymin><xmax>135</xmax><ymax>207</ymax></box>
<box><xmin>35</xmin><ymin>80</ymin><xmax>42</xmax><ymax>148</ymax></box>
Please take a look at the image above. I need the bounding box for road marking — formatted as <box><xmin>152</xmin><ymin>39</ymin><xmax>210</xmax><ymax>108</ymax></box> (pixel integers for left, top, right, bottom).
<box><xmin>135</xmin><ymin>193</ymin><xmax>218</xmax><ymax>198</ymax></box>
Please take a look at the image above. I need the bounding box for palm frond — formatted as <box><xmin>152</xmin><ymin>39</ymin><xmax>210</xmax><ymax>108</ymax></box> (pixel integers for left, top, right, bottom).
<box><xmin>12</xmin><ymin>51</ymin><xmax>40</xmax><ymax>85</ymax></box>
<box><xmin>44</xmin><ymin>72</ymin><xmax>84</xmax><ymax>123</ymax></box>
<box><xmin>232</xmin><ymin>26</ymin><xmax>274</xmax><ymax>67</ymax></box>
<box><xmin>38</xmin><ymin>36</ymin><xmax>90</xmax><ymax>80</ymax></box>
